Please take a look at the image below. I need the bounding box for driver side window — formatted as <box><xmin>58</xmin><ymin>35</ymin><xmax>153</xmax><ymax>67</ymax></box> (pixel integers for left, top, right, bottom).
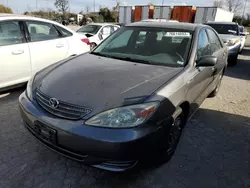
<box><xmin>197</xmin><ymin>29</ymin><xmax>211</xmax><ymax>60</ymax></box>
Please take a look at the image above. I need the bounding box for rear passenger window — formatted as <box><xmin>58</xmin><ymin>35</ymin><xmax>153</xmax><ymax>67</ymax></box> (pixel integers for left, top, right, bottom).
<box><xmin>26</xmin><ymin>21</ymin><xmax>60</xmax><ymax>42</ymax></box>
<box><xmin>206</xmin><ymin>29</ymin><xmax>222</xmax><ymax>54</ymax></box>
<box><xmin>56</xmin><ymin>26</ymin><xmax>73</xmax><ymax>37</ymax></box>
<box><xmin>0</xmin><ymin>21</ymin><xmax>24</xmax><ymax>46</ymax></box>
<box><xmin>197</xmin><ymin>29</ymin><xmax>211</xmax><ymax>59</ymax></box>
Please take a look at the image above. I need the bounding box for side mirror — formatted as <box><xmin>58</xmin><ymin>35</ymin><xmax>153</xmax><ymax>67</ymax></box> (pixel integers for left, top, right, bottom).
<box><xmin>196</xmin><ymin>56</ymin><xmax>217</xmax><ymax>67</ymax></box>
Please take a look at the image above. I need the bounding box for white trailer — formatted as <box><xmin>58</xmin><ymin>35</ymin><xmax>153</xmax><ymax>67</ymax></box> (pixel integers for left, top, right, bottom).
<box><xmin>119</xmin><ymin>6</ymin><xmax>133</xmax><ymax>24</ymax></box>
<box><xmin>194</xmin><ymin>7</ymin><xmax>234</xmax><ymax>24</ymax></box>
<box><xmin>153</xmin><ymin>6</ymin><xmax>171</xmax><ymax>20</ymax></box>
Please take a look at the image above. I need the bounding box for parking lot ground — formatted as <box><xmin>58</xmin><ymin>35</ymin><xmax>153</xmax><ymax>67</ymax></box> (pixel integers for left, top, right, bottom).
<box><xmin>1</xmin><ymin>40</ymin><xmax>250</xmax><ymax>188</ymax></box>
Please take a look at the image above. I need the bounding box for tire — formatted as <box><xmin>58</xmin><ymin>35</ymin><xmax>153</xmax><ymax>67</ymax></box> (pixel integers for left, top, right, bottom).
<box><xmin>90</xmin><ymin>43</ymin><xmax>97</xmax><ymax>50</ymax></box>
<box><xmin>157</xmin><ymin>108</ymin><xmax>186</xmax><ymax>164</ymax></box>
<box><xmin>228</xmin><ymin>54</ymin><xmax>238</xmax><ymax>66</ymax></box>
<box><xmin>208</xmin><ymin>72</ymin><xmax>223</xmax><ymax>98</ymax></box>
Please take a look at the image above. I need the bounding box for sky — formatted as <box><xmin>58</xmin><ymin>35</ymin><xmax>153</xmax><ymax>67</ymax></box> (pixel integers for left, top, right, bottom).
<box><xmin>0</xmin><ymin>0</ymin><xmax>249</xmax><ymax>15</ymax></box>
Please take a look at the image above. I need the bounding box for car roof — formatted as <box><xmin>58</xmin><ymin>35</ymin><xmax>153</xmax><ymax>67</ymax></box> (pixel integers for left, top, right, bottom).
<box><xmin>87</xmin><ymin>23</ymin><xmax>115</xmax><ymax>26</ymax></box>
<box><xmin>126</xmin><ymin>21</ymin><xmax>202</xmax><ymax>31</ymax></box>
<box><xmin>206</xmin><ymin>21</ymin><xmax>238</xmax><ymax>25</ymax></box>
<box><xmin>0</xmin><ymin>13</ymin><xmax>75</xmax><ymax>33</ymax></box>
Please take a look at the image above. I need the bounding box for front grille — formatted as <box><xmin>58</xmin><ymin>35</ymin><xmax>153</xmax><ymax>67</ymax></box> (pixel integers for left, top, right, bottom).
<box><xmin>36</xmin><ymin>90</ymin><xmax>92</xmax><ymax>120</ymax></box>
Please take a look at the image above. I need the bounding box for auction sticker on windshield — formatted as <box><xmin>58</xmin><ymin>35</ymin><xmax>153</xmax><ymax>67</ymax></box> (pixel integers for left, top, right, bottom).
<box><xmin>165</xmin><ymin>32</ymin><xmax>191</xmax><ymax>36</ymax></box>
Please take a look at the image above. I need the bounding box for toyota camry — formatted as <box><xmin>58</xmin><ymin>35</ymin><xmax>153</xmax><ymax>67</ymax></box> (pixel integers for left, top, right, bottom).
<box><xmin>19</xmin><ymin>22</ymin><xmax>227</xmax><ymax>171</ymax></box>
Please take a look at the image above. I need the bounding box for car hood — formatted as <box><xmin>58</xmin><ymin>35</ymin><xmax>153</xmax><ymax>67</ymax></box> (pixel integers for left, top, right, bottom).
<box><xmin>219</xmin><ymin>34</ymin><xmax>241</xmax><ymax>43</ymax></box>
<box><xmin>38</xmin><ymin>54</ymin><xmax>182</xmax><ymax>115</ymax></box>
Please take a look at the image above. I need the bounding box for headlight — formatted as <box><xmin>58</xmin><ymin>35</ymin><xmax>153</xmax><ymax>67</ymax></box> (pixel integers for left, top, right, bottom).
<box><xmin>85</xmin><ymin>102</ymin><xmax>159</xmax><ymax>128</ymax></box>
<box><xmin>26</xmin><ymin>74</ymin><xmax>36</xmax><ymax>100</ymax></box>
<box><xmin>227</xmin><ymin>39</ymin><xmax>239</xmax><ymax>46</ymax></box>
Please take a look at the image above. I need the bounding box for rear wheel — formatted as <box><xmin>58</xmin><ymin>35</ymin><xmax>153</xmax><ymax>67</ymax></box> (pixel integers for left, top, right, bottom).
<box><xmin>208</xmin><ymin>71</ymin><xmax>223</xmax><ymax>98</ymax></box>
<box><xmin>90</xmin><ymin>43</ymin><xmax>97</xmax><ymax>50</ymax></box>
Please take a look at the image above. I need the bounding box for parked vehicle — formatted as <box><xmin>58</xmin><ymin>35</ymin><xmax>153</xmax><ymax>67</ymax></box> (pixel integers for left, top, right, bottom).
<box><xmin>194</xmin><ymin>7</ymin><xmax>234</xmax><ymax>24</ymax></box>
<box><xmin>76</xmin><ymin>23</ymin><xmax>120</xmax><ymax>49</ymax></box>
<box><xmin>20</xmin><ymin>21</ymin><xmax>227</xmax><ymax>172</ymax></box>
<box><xmin>0</xmin><ymin>14</ymin><xmax>90</xmax><ymax>91</ymax></box>
<box><xmin>205</xmin><ymin>21</ymin><xmax>242</xmax><ymax>65</ymax></box>
<box><xmin>239</xmin><ymin>26</ymin><xmax>247</xmax><ymax>52</ymax></box>
<box><xmin>171</xmin><ymin>6</ymin><xmax>196</xmax><ymax>23</ymax></box>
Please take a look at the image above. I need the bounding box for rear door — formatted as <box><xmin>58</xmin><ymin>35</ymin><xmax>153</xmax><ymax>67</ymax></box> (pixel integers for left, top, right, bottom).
<box><xmin>25</xmin><ymin>20</ymin><xmax>69</xmax><ymax>73</ymax></box>
<box><xmin>0</xmin><ymin>20</ymin><xmax>31</xmax><ymax>89</ymax></box>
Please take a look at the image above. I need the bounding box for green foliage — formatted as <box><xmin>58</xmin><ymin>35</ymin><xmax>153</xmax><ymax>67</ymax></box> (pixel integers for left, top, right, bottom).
<box><xmin>0</xmin><ymin>4</ymin><xmax>13</xmax><ymax>13</ymax></box>
<box><xmin>99</xmin><ymin>8</ymin><xmax>115</xmax><ymax>22</ymax></box>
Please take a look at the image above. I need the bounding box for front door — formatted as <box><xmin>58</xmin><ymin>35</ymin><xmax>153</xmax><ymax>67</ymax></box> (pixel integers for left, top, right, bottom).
<box><xmin>187</xmin><ymin>29</ymin><xmax>214</xmax><ymax>114</ymax></box>
<box><xmin>0</xmin><ymin>20</ymin><xmax>31</xmax><ymax>89</ymax></box>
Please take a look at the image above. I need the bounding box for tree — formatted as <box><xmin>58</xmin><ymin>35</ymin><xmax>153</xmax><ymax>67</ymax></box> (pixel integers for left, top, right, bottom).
<box><xmin>0</xmin><ymin>4</ymin><xmax>13</xmax><ymax>13</ymax></box>
<box><xmin>54</xmin><ymin>0</ymin><xmax>69</xmax><ymax>19</ymax></box>
<box><xmin>225</xmin><ymin>0</ymin><xmax>243</xmax><ymax>13</ymax></box>
<box><xmin>213</xmin><ymin>0</ymin><xmax>224</xmax><ymax>8</ymax></box>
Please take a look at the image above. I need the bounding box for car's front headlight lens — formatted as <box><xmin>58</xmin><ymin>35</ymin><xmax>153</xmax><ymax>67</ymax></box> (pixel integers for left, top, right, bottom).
<box><xmin>26</xmin><ymin>74</ymin><xmax>36</xmax><ymax>100</ymax></box>
<box><xmin>85</xmin><ymin>102</ymin><xmax>159</xmax><ymax>128</ymax></box>
<box><xmin>227</xmin><ymin>39</ymin><xmax>239</xmax><ymax>46</ymax></box>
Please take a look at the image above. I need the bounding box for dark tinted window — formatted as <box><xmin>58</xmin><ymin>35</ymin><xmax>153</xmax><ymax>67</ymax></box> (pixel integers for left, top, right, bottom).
<box><xmin>197</xmin><ymin>29</ymin><xmax>211</xmax><ymax>59</ymax></box>
<box><xmin>206</xmin><ymin>29</ymin><xmax>222</xmax><ymax>54</ymax></box>
<box><xmin>57</xmin><ymin>26</ymin><xmax>73</xmax><ymax>37</ymax></box>
<box><xmin>26</xmin><ymin>21</ymin><xmax>60</xmax><ymax>42</ymax></box>
<box><xmin>77</xmin><ymin>25</ymin><xmax>101</xmax><ymax>34</ymax></box>
<box><xmin>206</xmin><ymin>24</ymin><xmax>239</xmax><ymax>35</ymax></box>
<box><xmin>0</xmin><ymin>21</ymin><xmax>24</xmax><ymax>46</ymax></box>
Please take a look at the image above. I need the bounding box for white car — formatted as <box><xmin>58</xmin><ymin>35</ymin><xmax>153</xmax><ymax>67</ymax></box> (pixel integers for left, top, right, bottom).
<box><xmin>0</xmin><ymin>14</ymin><xmax>90</xmax><ymax>91</ymax></box>
<box><xmin>76</xmin><ymin>23</ymin><xmax>120</xmax><ymax>49</ymax></box>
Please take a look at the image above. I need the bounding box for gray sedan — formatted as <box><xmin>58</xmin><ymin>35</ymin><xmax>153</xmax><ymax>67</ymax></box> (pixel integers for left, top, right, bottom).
<box><xmin>19</xmin><ymin>22</ymin><xmax>227</xmax><ymax>172</ymax></box>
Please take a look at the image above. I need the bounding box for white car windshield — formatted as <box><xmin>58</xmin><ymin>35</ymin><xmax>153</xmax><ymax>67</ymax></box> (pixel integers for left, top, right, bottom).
<box><xmin>92</xmin><ymin>27</ymin><xmax>193</xmax><ymax>67</ymax></box>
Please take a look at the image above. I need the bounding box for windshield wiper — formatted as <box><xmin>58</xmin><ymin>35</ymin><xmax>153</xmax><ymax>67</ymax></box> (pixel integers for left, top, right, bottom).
<box><xmin>90</xmin><ymin>52</ymin><xmax>114</xmax><ymax>58</ymax></box>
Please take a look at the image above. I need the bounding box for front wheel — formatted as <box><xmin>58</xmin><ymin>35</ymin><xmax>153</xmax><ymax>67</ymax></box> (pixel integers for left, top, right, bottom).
<box><xmin>158</xmin><ymin>110</ymin><xmax>186</xmax><ymax>164</ymax></box>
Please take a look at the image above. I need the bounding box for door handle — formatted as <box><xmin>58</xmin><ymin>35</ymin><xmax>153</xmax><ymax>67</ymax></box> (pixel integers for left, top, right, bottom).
<box><xmin>56</xmin><ymin>44</ymin><xmax>64</xmax><ymax>48</ymax></box>
<box><xmin>12</xmin><ymin>50</ymin><xmax>24</xmax><ymax>55</ymax></box>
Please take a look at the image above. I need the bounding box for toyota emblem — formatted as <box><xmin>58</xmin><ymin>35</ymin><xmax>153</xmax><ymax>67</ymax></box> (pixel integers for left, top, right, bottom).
<box><xmin>49</xmin><ymin>98</ymin><xmax>59</xmax><ymax>109</ymax></box>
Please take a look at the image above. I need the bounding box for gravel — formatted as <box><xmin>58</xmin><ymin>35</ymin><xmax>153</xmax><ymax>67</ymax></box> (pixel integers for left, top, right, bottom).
<box><xmin>0</xmin><ymin>39</ymin><xmax>250</xmax><ymax>188</ymax></box>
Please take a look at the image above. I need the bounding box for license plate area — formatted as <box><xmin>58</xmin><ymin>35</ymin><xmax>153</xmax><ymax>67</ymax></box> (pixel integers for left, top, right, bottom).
<box><xmin>34</xmin><ymin>121</ymin><xmax>57</xmax><ymax>144</ymax></box>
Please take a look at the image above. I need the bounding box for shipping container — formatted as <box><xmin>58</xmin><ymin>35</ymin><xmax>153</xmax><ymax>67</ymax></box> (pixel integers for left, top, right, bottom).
<box><xmin>119</xmin><ymin>6</ymin><xmax>133</xmax><ymax>24</ymax></box>
<box><xmin>194</xmin><ymin>7</ymin><xmax>234</xmax><ymax>23</ymax></box>
<box><xmin>171</xmin><ymin>6</ymin><xmax>196</xmax><ymax>23</ymax></box>
<box><xmin>134</xmin><ymin>5</ymin><xmax>154</xmax><ymax>22</ymax></box>
<box><xmin>153</xmin><ymin>6</ymin><xmax>171</xmax><ymax>20</ymax></box>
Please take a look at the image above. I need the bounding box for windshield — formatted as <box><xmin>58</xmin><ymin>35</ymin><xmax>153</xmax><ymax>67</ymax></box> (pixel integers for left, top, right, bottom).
<box><xmin>77</xmin><ymin>25</ymin><xmax>102</xmax><ymax>35</ymax></box>
<box><xmin>92</xmin><ymin>27</ymin><xmax>193</xmax><ymax>67</ymax></box>
<box><xmin>207</xmin><ymin>24</ymin><xmax>239</xmax><ymax>35</ymax></box>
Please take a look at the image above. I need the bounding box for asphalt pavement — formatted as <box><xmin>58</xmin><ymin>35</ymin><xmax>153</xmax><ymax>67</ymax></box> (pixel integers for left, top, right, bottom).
<box><xmin>0</xmin><ymin>39</ymin><xmax>250</xmax><ymax>188</ymax></box>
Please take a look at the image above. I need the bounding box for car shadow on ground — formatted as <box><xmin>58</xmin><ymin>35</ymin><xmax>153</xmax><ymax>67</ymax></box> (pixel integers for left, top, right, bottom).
<box><xmin>225</xmin><ymin>46</ymin><xmax>250</xmax><ymax>80</ymax></box>
<box><xmin>10</xmin><ymin>108</ymin><xmax>249</xmax><ymax>188</ymax></box>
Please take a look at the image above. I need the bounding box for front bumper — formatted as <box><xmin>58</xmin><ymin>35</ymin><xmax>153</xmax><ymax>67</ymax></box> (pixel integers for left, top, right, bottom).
<box><xmin>228</xmin><ymin>43</ymin><xmax>241</xmax><ymax>57</ymax></box>
<box><xmin>19</xmin><ymin>92</ymin><xmax>171</xmax><ymax>171</ymax></box>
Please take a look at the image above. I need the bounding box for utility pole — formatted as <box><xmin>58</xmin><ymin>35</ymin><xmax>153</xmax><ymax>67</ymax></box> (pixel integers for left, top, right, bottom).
<box><xmin>240</xmin><ymin>0</ymin><xmax>247</xmax><ymax>25</ymax></box>
<box><xmin>94</xmin><ymin>0</ymin><xmax>96</xmax><ymax>12</ymax></box>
